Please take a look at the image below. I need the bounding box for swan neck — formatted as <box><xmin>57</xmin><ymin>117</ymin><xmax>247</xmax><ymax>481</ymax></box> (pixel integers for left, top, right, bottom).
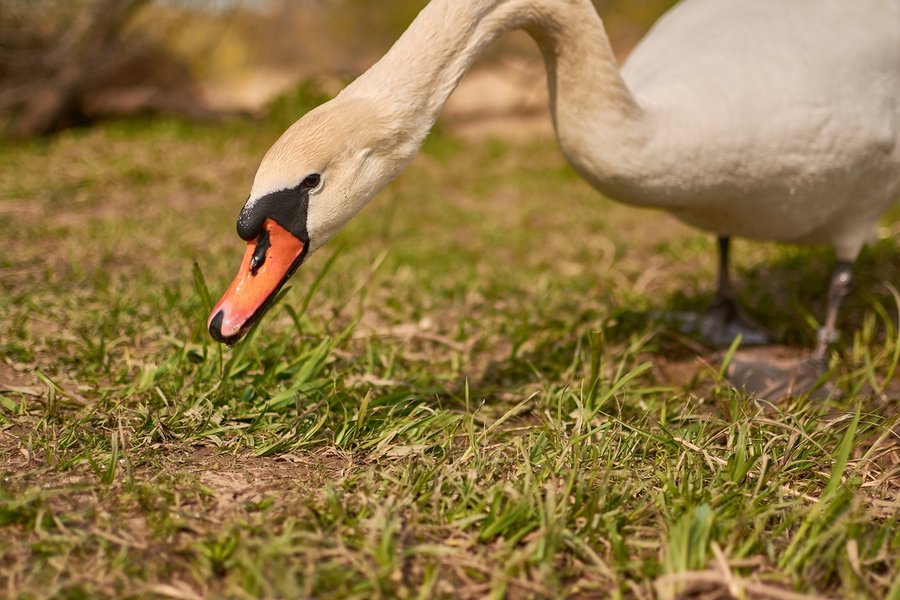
<box><xmin>345</xmin><ymin>0</ymin><xmax>642</xmax><ymax>157</ymax></box>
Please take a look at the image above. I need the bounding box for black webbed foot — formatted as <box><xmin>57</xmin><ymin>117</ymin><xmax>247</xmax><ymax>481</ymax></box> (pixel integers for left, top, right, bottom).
<box><xmin>698</xmin><ymin>297</ymin><xmax>771</xmax><ymax>348</ymax></box>
<box><xmin>667</xmin><ymin>298</ymin><xmax>771</xmax><ymax>348</ymax></box>
<box><xmin>725</xmin><ymin>350</ymin><xmax>840</xmax><ymax>402</ymax></box>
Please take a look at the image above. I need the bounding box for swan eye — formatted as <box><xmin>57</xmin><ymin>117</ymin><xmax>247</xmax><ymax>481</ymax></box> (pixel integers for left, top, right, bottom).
<box><xmin>302</xmin><ymin>173</ymin><xmax>321</xmax><ymax>190</ymax></box>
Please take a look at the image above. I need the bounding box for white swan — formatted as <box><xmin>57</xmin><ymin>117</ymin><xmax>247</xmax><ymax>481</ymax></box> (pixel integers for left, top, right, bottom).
<box><xmin>208</xmin><ymin>0</ymin><xmax>900</xmax><ymax>396</ymax></box>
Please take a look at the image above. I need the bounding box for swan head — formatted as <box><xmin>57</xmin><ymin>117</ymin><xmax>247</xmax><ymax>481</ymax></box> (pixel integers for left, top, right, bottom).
<box><xmin>208</xmin><ymin>97</ymin><xmax>412</xmax><ymax>344</ymax></box>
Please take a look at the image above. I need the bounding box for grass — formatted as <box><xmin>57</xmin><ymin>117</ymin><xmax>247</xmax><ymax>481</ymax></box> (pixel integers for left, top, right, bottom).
<box><xmin>1</xmin><ymin>87</ymin><xmax>899</xmax><ymax>598</ymax></box>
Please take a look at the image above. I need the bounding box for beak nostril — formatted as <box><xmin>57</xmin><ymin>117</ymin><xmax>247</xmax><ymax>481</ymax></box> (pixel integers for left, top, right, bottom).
<box><xmin>250</xmin><ymin>252</ymin><xmax>265</xmax><ymax>273</ymax></box>
<box><xmin>249</xmin><ymin>229</ymin><xmax>272</xmax><ymax>276</ymax></box>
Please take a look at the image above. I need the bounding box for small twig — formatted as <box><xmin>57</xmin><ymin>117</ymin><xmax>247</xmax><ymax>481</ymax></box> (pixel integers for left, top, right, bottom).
<box><xmin>655</xmin><ymin>569</ymin><xmax>828</xmax><ymax>600</ymax></box>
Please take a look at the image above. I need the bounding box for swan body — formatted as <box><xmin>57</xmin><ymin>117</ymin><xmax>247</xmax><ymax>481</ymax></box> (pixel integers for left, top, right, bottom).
<box><xmin>614</xmin><ymin>0</ymin><xmax>900</xmax><ymax>259</ymax></box>
<box><xmin>208</xmin><ymin>0</ymin><xmax>900</xmax><ymax>349</ymax></box>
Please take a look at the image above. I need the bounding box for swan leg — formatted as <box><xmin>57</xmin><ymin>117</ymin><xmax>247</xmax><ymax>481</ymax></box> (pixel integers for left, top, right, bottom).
<box><xmin>811</xmin><ymin>261</ymin><xmax>854</xmax><ymax>362</ymax></box>
<box><xmin>695</xmin><ymin>236</ymin><xmax>771</xmax><ymax>347</ymax></box>
<box><xmin>726</xmin><ymin>261</ymin><xmax>854</xmax><ymax>402</ymax></box>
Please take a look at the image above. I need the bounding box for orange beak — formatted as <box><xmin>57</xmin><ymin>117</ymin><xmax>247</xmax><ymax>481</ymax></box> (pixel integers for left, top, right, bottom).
<box><xmin>208</xmin><ymin>218</ymin><xmax>305</xmax><ymax>345</ymax></box>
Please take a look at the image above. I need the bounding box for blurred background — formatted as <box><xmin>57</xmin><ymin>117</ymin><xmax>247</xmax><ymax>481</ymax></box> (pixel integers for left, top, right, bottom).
<box><xmin>0</xmin><ymin>0</ymin><xmax>677</xmax><ymax>139</ymax></box>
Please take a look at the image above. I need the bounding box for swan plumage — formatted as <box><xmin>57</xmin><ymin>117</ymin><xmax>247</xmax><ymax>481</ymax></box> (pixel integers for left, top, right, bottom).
<box><xmin>616</xmin><ymin>0</ymin><xmax>900</xmax><ymax>258</ymax></box>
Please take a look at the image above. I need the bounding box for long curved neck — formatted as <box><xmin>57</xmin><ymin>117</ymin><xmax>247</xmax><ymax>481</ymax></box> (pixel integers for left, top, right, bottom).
<box><xmin>343</xmin><ymin>0</ymin><xmax>652</xmax><ymax>192</ymax></box>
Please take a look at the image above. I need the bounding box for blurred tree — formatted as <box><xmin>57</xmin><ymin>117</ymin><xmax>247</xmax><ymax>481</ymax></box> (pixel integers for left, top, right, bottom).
<box><xmin>0</xmin><ymin>0</ymin><xmax>214</xmax><ymax>137</ymax></box>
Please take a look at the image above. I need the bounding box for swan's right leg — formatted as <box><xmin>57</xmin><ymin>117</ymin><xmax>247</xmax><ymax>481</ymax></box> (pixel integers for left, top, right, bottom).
<box><xmin>810</xmin><ymin>261</ymin><xmax>854</xmax><ymax>363</ymax></box>
<box><xmin>725</xmin><ymin>261</ymin><xmax>854</xmax><ymax>402</ymax></box>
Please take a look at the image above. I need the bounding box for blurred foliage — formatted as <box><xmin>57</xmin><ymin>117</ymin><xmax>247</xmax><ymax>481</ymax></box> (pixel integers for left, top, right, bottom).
<box><xmin>0</xmin><ymin>0</ymin><xmax>213</xmax><ymax>137</ymax></box>
<box><xmin>0</xmin><ymin>0</ymin><xmax>679</xmax><ymax>137</ymax></box>
<box><xmin>156</xmin><ymin>0</ymin><xmax>680</xmax><ymax>84</ymax></box>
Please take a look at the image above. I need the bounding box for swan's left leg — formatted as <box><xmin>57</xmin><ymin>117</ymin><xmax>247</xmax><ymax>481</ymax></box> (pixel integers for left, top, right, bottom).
<box><xmin>695</xmin><ymin>236</ymin><xmax>771</xmax><ymax>347</ymax></box>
